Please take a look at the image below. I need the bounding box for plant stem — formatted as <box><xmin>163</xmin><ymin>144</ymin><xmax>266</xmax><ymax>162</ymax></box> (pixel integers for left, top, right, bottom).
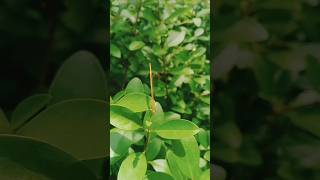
<box><xmin>144</xmin><ymin>63</ymin><xmax>156</xmax><ymax>152</ymax></box>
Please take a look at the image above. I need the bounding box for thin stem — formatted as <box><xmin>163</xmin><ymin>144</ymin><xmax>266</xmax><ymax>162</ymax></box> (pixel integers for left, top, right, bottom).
<box><xmin>144</xmin><ymin>63</ymin><xmax>156</xmax><ymax>152</ymax></box>
<box><xmin>149</xmin><ymin>63</ymin><xmax>156</xmax><ymax>112</ymax></box>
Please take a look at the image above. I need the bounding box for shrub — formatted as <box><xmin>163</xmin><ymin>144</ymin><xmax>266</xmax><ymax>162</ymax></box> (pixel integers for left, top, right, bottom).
<box><xmin>110</xmin><ymin>74</ymin><xmax>210</xmax><ymax>180</ymax></box>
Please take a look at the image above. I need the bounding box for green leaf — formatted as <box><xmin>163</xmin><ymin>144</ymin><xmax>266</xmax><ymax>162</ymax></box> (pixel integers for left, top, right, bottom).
<box><xmin>164</xmin><ymin>112</ymin><xmax>181</xmax><ymax>121</ymax></box>
<box><xmin>110</xmin><ymin>130</ymin><xmax>132</xmax><ymax>164</ymax></box>
<box><xmin>204</xmin><ymin>151</ymin><xmax>210</xmax><ymax>161</ymax></box>
<box><xmin>0</xmin><ymin>108</ymin><xmax>10</xmax><ymax>133</ymax></box>
<box><xmin>111</xmin><ymin>43</ymin><xmax>121</xmax><ymax>58</ymax></box>
<box><xmin>166</xmin><ymin>151</ymin><xmax>185</xmax><ymax>180</ymax></box>
<box><xmin>115</xmin><ymin>93</ymin><xmax>151</xmax><ymax>112</ymax></box>
<box><xmin>200</xmin><ymin>169</ymin><xmax>210</xmax><ymax>180</ymax></box>
<box><xmin>0</xmin><ymin>135</ymin><xmax>96</xmax><ymax>179</ymax></box>
<box><xmin>306</xmin><ymin>56</ymin><xmax>320</xmax><ymax>92</ymax></box>
<box><xmin>146</xmin><ymin>137</ymin><xmax>162</xmax><ymax>160</ymax></box>
<box><xmin>197</xmin><ymin>128</ymin><xmax>209</xmax><ymax>149</ymax></box>
<box><xmin>49</xmin><ymin>51</ymin><xmax>107</xmax><ymax>104</ymax></box>
<box><xmin>126</xmin><ymin>77</ymin><xmax>145</xmax><ymax>94</ymax></box>
<box><xmin>149</xmin><ymin>159</ymin><xmax>171</xmax><ymax>175</ymax></box>
<box><xmin>129</xmin><ymin>41</ymin><xmax>145</xmax><ymax>51</ymax></box>
<box><xmin>193</xmin><ymin>18</ymin><xmax>202</xmax><ymax>27</ymax></box>
<box><xmin>111</xmin><ymin>128</ymin><xmax>144</xmax><ymax>144</ymax></box>
<box><xmin>144</xmin><ymin>172</ymin><xmax>174</xmax><ymax>180</ymax></box>
<box><xmin>118</xmin><ymin>153</ymin><xmax>147</xmax><ymax>180</ymax></box>
<box><xmin>17</xmin><ymin>99</ymin><xmax>107</xmax><ymax>160</ymax></box>
<box><xmin>194</xmin><ymin>28</ymin><xmax>204</xmax><ymax>37</ymax></box>
<box><xmin>11</xmin><ymin>94</ymin><xmax>51</xmax><ymax>130</ymax></box>
<box><xmin>113</xmin><ymin>90</ymin><xmax>126</xmax><ymax>102</ymax></box>
<box><xmin>225</xmin><ymin>18</ymin><xmax>268</xmax><ymax>42</ymax></box>
<box><xmin>81</xmin><ymin>158</ymin><xmax>106</xmax><ymax>180</ymax></box>
<box><xmin>166</xmin><ymin>31</ymin><xmax>186</xmax><ymax>47</ymax></box>
<box><xmin>110</xmin><ymin>105</ymin><xmax>142</xmax><ymax>130</ymax></box>
<box><xmin>287</xmin><ymin>107</ymin><xmax>320</xmax><ymax>138</ymax></box>
<box><xmin>143</xmin><ymin>8</ymin><xmax>158</xmax><ymax>22</ymax></box>
<box><xmin>150</xmin><ymin>102</ymin><xmax>166</xmax><ymax>128</ymax></box>
<box><xmin>153</xmin><ymin>120</ymin><xmax>200</xmax><ymax>139</ymax></box>
<box><xmin>170</xmin><ymin>137</ymin><xmax>201</xmax><ymax>179</ymax></box>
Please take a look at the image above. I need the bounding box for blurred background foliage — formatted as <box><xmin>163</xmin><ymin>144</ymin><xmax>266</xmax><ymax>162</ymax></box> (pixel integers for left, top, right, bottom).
<box><xmin>0</xmin><ymin>0</ymin><xmax>107</xmax><ymax>111</ymax></box>
<box><xmin>213</xmin><ymin>0</ymin><xmax>320</xmax><ymax>179</ymax></box>
<box><xmin>0</xmin><ymin>0</ymin><xmax>108</xmax><ymax>179</ymax></box>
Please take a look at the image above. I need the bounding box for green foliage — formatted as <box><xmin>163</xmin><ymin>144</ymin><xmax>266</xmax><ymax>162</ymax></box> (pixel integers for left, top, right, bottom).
<box><xmin>0</xmin><ymin>51</ymin><xmax>107</xmax><ymax>179</ymax></box>
<box><xmin>110</xmin><ymin>78</ymin><xmax>210</xmax><ymax>179</ymax></box>
<box><xmin>110</xmin><ymin>0</ymin><xmax>211</xmax><ymax>179</ymax></box>
<box><xmin>214</xmin><ymin>0</ymin><xmax>320</xmax><ymax>179</ymax></box>
<box><xmin>110</xmin><ymin>0</ymin><xmax>210</xmax><ymax>128</ymax></box>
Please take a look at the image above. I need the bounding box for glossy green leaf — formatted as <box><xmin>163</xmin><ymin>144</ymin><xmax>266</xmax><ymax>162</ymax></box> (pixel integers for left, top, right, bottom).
<box><xmin>149</xmin><ymin>159</ymin><xmax>171</xmax><ymax>175</ymax></box>
<box><xmin>110</xmin><ymin>128</ymin><xmax>144</xmax><ymax>165</ymax></box>
<box><xmin>111</xmin><ymin>43</ymin><xmax>121</xmax><ymax>58</ymax></box>
<box><xmin>166</xmin><ymin>31</ymin><xmax>186</xmax><ymax>47</ymax></box>
<box><xmin>150</xmin><ymin>102</ymin><xmax>166</xmax><ymax>128</ymax></box>
<box><xmin>146</xmin><ymin>137</ymin><xmax>162</xmax><ymax>160</ymax></box>
<box><xmin>144</xmin><ymin>172</ymin><xmax>174</xmax><ymax>180</ymax></box>
<box><xmin>17</xmin><ymin>99</ymin><xmax>107</xmax><ymax>160</ymax></box>
<box><xmin>49</xmin><ymin>51</ymin><xmax>107</xmax><ymax>104</ymax></box>
<box><xmin>110</xmin><ymin>105</ymin><xmax>142</xmax><ymax>130</ymax></box>
<box><xmin>0</xmin><ymin>135</ymin><xmax>96</xmax><ymax>179</ymax></box>
<box><xmin>111</xmin><ymin>128</ymin><xmax>144</xmax><ymax>144</ymax></box>
<box><xmin>129</xmin><ymin>41</ymin><xmax>145</xmax><ymax>51</ymax></box>
<box><xmin>11</xmin><ymin>94</ymin><xmax>51</xmax><ymax>130</ymax></box>
<box><xmin>110</xmin><ymin>129</ymin><xmax>132</xmax><ymax>164</ymax></box>
<box><xmin>113</xmin><ymin>90</ymin><xmax>126</xmax><ymax>102</ymax></box>
<box><xmin>115</xmin><ymin>93</ymin><xmax>151</xmax><ymax>112</ymax></box>
<box><xmin>0</xmin><ymin>108</ymin><xmax>10</xmax><ymax>133</ymax></box>
<box><xmin>170</xmin><ymin>137</ymin><xmax>201</xmax><ymax>179</ymax></box>
<box><xmin>166</xmin><ymin>151</ymin><xmax>185</xmax><ymax>180</ymax></box>
<box><xmin>117</xmin><ymin>153</ymin><xmax>147</xmax><ymax>180</ymax></box>
<box><xmin>126</xmin><ymin>77</ymin><xmax>145</xmax><ymax>94</ymax></box>
<box><xmin>197</xmin><ymin>128</ymin><xmax>209</xmax><ymax>149</ymax></box>
<box><xmin>154</xmin><ymin>120</ymin><xmax>200</xmax><ymax>139</ymax></box>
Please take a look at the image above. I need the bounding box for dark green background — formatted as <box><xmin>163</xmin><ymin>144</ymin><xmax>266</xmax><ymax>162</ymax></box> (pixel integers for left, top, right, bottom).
<box><xmin>213</xmin><ymin>0</ymin><xmax>320</xmax><ymax>179</ymax></box>
<box><xmin>0</xmin><ymin>0</ymin><xmax>107</xmax><ymax>112</ymax></box>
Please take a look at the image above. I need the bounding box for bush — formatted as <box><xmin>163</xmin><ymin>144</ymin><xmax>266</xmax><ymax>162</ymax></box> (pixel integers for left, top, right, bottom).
<box><xmin>110</xmin><ymin>0</ymin><xmax>211</xmax><ymax>179</ymax></box>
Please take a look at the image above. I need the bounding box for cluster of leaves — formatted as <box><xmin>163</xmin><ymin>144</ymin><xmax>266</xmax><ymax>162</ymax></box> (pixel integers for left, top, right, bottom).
<box><xmin>110</xmin><ymin>77</ymin><xmax>210</xmax><ymax>180</ymax></box>
<box><xmin>110</xmin><ymin>0</ymin><xmax>211</xmax><ymax>179</ymax></box>
<box><xmin>214</xmin><ymin>0</ymin><xmax>320</xmax><ymax>179</ymax></box>
<box><xmin>0</xmin><ymin>51</ymin><xmax>107</xmax><ymax>179</ymax></box>
<box><xmin>110</xmin><ymin>0</ymin><xmax>210</xmax><ymax>129</ymax></box>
